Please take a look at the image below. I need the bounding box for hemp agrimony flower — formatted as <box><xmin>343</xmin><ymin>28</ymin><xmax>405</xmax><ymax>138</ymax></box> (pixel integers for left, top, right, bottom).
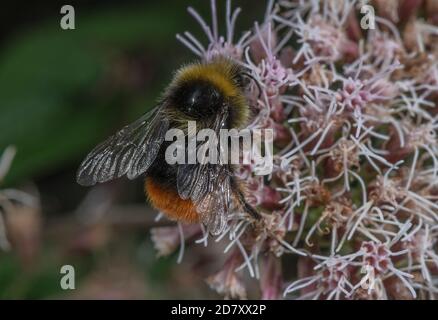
<box><xmin>152</xmin><ymin>0</ymin><xmax>438</xmax><ymax>300</ymax></box>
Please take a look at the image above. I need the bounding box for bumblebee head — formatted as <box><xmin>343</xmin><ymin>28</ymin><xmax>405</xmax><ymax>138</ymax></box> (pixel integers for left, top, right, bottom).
<box><xmin>165</xmin><ymin>58</ymin><xmax>249</xmax><ymax>129</ymax></box>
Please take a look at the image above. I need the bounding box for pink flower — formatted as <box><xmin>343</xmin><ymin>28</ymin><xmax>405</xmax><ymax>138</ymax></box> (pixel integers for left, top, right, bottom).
<box><xmin>156</xmin><ymin>0</ymin><xmax>438</xmax><ymax>300</ymax></box>
<box><xmin>206</xmin><ymin>249</ymin><xmax>247</xmax><ymax>299</ymax></box>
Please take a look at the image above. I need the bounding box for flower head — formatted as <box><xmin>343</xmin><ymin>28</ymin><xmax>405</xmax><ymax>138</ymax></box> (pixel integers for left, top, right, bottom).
<box><xmin>154</xmin><ymin>0</ymin><xmax>438</xmax><ymax>300</ymax></box>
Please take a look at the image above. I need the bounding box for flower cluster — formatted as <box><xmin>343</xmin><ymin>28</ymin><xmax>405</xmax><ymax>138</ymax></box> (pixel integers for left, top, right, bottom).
<box><xmin>151</xmin><ymin>0</ymin><xmax>438</xmax><ymax>300</ymax></box>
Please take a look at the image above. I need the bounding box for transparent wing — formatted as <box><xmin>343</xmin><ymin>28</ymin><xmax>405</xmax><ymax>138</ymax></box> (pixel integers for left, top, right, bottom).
<box><xmin>177</xmin><ymin>163</ymin><xmax>206</xmax><ymax>201</ymax></box>
<box><xmin>176</xmin><ymin>107</ymin><xmax>233</xmax><ymax>235</ymax></box>
<box><xmin>196</xmin><ymin>165</ymin><xmax>233</xmax><ymax>235</ymax></box>
<box><xmin>77</xmin><ymin>107</ymin><xmax>168</xmax><ymax>186</ymax></box>
<box><xmin>178</xmin><ymin>163</ymin><xmax>233</xmax><ymax>235</ymax></box>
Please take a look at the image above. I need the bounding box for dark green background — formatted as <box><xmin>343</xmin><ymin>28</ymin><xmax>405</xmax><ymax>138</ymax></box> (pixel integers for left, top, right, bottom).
<box><xmin>0</xmin><ymin>0</ymin><xmax>264</xmax><ymax>299</ymax></box>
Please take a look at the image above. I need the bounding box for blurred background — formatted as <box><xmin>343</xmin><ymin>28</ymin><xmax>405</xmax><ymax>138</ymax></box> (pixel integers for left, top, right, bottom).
<box><xmin>0</xmin><ymin>0</ymin><xmax>263</xmax><ymax>299</ymax></box>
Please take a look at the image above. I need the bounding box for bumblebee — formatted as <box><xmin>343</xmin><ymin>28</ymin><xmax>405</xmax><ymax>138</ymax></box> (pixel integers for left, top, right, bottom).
<box><xmin>77</xmin><ymin>58</ymin><xmax>259</xmax><ymax>235</ymax></box>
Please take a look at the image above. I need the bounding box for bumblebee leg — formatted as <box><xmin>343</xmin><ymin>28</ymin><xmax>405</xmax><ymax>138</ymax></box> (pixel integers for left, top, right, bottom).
<box><xmin>236</xmin><ymin>187</ymin><xmax>261</xmax><ymax>220</ymax></box>
<box><xmin>242</xmin><ymin>198</ymin><xmax>261</xmax><ymax>219</ymax></box>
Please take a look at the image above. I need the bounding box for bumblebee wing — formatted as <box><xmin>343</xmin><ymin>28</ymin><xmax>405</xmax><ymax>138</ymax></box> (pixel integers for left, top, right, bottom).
<box><xmin>177</xmin><ymin>108</ymin><xmax>229</xmax><ymax>201</ymax></box>
<box><xmin>77</xmin><ymin>107</ymin><xmax>168</xmax><ymax>186</ymax></box>
<box><xmin>177</xmin><ymin>163</ymin><xmax>232</xmax><ymax>235</ymax></box>
<box><xmin>176</xmin><ymin>108</ymin><xmax>234</xmax><ymax>234</ymax></box>
<box><xmin>196</xmin><ymin>165</ymin><xmax>233</xmax><ymax>235</ymax></box>
<box><xmin>177</xmin><ymin>163</ymin><xmax>205</xmax><ymax>201</ymax></box>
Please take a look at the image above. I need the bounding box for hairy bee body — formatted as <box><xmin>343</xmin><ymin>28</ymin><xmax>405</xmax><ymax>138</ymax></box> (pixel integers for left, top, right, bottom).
<box><xmin>77</xmin><ymin>58</ymin><xmax>259</xmax><ymax>234</ymax></box>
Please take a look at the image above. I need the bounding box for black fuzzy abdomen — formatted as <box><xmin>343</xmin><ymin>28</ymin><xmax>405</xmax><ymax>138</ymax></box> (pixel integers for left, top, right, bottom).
<box><xmin>146</xmin><ymin>140</ymin><xmax>179</xmax><ymax>190</ymax></box>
